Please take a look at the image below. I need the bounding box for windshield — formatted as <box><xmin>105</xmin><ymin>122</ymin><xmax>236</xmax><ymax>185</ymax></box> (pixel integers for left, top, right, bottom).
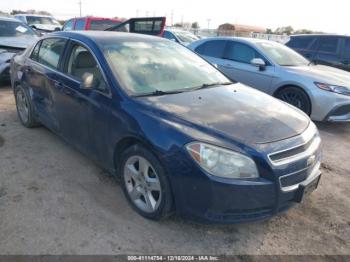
<box><xmin>103</xmin><ymin>40</ymin><xmax>229</xmax><ymax>96</ymax></box>
<box><xmin>256</xmin><ymin>41</ymin><xmax>309</xmax><ymax>66</ymax></box>
<box><xmin>90</xmin><ymin>20</ymin><xmax>122</xmax><ymax>30</ymax></box>
<box><xmin>174</xmin><ymin>31</ymin><xmax>199</xmax><ymax>44</ymax></box>
<box><xmin>0</xmin><ymin>20</ymin><xmax>36</xmax><ymax>37</ymax></box>
<box><xmin>26</xmin><ymin>16</ymin><xmax>61</xmax><ymax>26</ymax></box>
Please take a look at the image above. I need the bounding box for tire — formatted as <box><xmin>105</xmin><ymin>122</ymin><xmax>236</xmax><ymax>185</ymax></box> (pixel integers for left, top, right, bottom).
<box><xmin>14</xmin><ymin>85</ymin><xmax>40</xmax><ymax>128</ymax></box>
<box><xmin>119</xmin><ymin>144</ymin><xmax>174</xmax><ymax>220</ymax></box>
<box><xmin>275</xmin><ymin>86</ymin><xmax>311</xmax><ymax>116</ymax></box>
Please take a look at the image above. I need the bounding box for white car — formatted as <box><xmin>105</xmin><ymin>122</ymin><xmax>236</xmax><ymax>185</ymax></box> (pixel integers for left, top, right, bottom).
<box><xmin>188</xmin><ymin>37</ymin><xmax>350</xmax><ymax>122</ymax></box>
<box><xmin>14</xmin><ymin>14</ymin><xmax>62</xmax><ymax>33</ymax></box>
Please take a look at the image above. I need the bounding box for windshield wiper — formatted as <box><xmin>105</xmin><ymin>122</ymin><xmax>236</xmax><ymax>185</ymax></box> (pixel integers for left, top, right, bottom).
<box><xmin>132</xmin><ymin>89</ymin><xmax>185</xmax><ymax>97</ymax></box>
<box><xmin>193</xmin><ymin>81</ymin><xmax>233</xmax><ymax>90</ymax></box>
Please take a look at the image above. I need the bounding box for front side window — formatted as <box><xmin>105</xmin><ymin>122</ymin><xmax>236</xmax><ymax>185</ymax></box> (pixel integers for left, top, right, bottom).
<box><xmin>195</xmin><ymin>40</ymin><xmax>227</xmax><ymax>58</ymax></box>
<box><xmin>66</xmin><ymin>43</ymin><xmax>106</xmax><ymax>90</ymax></box>
<box><xmin>287</xmin><ymin>37</ymin><xmax>315</xmax><ymax>49</ymax></box>
<box><xmin>74</xmin><ymin>19</ymin><xmax>86</xmax><ymax>30</ymax></box>
<box><xmin>103</xmin><ymin>40</ymin><xmax>229</xmax><ymax>96</ymax></box>
<box><xmin>318</xmin><ymin>37</ymin><xmax>339</xmax><ymax>53</ymax></box>
<box><xmin>37</xmin><ymin>38</ymin><xmax>66</xmax><ymax>69</ymax></box>
<box><xmin>256</xmin><ymin>41</ymin><xmax>309</xmax><ymax>66</ymax></box>
<box><xmin>225</xmin><ymin>42</ymin><xmax>263</xmax><ymax>64</ymax></box>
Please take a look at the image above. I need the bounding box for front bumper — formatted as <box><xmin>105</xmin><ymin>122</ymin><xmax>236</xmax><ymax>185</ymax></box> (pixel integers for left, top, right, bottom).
<box><xmin>325</xmin><ymin>104</ymin><xmax>350</xmax><ymax>122</ymax></box>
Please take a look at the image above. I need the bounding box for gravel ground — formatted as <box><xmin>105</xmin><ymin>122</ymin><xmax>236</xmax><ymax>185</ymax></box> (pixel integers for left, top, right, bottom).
<box><xmin>0</xmin><ymin>85</ymin><xmax>349</xmax><ymax>255</ymax></box>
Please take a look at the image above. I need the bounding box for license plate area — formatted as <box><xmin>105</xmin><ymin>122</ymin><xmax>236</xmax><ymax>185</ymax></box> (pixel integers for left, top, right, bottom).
<box><xmin>294</xmin><ymin>174</ymin><xmax>321</xmax><ymax>203</ymax></box>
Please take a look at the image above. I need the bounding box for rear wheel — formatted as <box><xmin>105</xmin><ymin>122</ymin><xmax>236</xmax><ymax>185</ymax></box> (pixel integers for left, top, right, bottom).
<box><xmin>275</xmin><ymin>86</ymin><xmax>311</xmax><ymax>116</ymax></box>
<box><xmin>119</xmin><ymin>144</ymin><xmax>173</xmax><ymax>220</ymax></box>
<box><xmin>15</xmin><ymin>85</ymin><xmax>40</xmax><ymax>128</ymax></box>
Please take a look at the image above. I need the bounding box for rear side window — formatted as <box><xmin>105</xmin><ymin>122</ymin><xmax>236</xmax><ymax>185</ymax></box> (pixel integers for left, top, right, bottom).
<box><xmin>225</xmin><ymin>42</ymin><xmax>263</xmax><ymax>64</ymax></box>
<box><xmin>343</xmin><ymin>38</ymin><xmax>350</xmax><ymax>58</ymax></box>
<box><xmin>37</xmin><ymin>38</ymin><xmax>66</xmax><ymax>69</ymax></box>
<box><xmin>75</xmin><ymin>19</ymin><xmax>86</xmax><ymax>30</ymax></box>
<box><xmin>287</xmin><ymin>37</ymin><xmax>315</xmax><ymax>49</ymax></box>
<box><xmin>89</xmin><ymin>20</ymin><xmax>121</xmax><ymax>30</ymax></box>
<box><xmin>318</xmin><ymin>37</ymin><xmax>339</xmax><ymax>53</ymax></box>
<box><xmin>195</xmin><ymin>40</ymin><xmax>227</xmax><ymax>58</ymax></box>
<box><xmin>63</xmin><ymin>19</ymin><xmax>74</xmax><ymax>31</ymax></box>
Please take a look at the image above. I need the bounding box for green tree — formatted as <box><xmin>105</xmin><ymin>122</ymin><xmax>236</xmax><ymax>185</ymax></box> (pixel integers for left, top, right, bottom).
<box><xmin>191</xmin><ymin>22</ymin><xmax>199</xmax><ymax>29</ymax></box>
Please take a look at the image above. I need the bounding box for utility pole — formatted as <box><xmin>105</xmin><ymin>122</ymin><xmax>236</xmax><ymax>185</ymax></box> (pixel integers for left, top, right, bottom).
<box><xmin>78</xmin><ymin>0</ymin><xmax>82</xmax><ymax>16</ymax></box>
<box><xmin>136</xmin><ymin>9</ymin><xmax>139</xmax><ymax>17</ymax></box>
<box><xmin>207</xmin><ymin>18</ymin><xmax>211</xmax><ymax>30</ymax></box>
<box><xmin>170</xmin><ymin>10</ymin><xmax>174</xmax><ymax>26</ymax></box>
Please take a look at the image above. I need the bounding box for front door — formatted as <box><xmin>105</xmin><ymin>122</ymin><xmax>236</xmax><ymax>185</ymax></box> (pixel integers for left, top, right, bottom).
<box><xmin>220</xmin><ymin>41</ymin><xmax>274</xmax><ymax>93</ymax></box>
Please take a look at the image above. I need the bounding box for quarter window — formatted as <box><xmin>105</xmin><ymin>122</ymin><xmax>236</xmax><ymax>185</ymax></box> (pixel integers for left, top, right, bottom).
<box><xmin>63</xmin><ymin>19</ymin><xmax>74</xmax><ymax>31</ymax></box>
<box><xmin>318</xmin><ymin>37</ymin><xmax>339</xmax><ymax>53</ymax></box>
<box><xmin>30</xmin><ymin>42</ymin><xmax>41</xmax><ymax>61</ymax></box>
<box><xmin>343</xmin><ymin>38</ymin><xmax>350</xmax><ymax>58</ymax></box>
<box><xmin>195</xmin><ymin>40</ymin><xmax>227</xmax><ymax>58</ymax></box>
<box><xmin>37</xmin><ymin>38</ymin><xmax>66</xmax><ymax>69</ymax></box>
<box><xmin>225</xmin><ymin>42</ymin><xmax>263</xmax><ymax>64</ymax></box>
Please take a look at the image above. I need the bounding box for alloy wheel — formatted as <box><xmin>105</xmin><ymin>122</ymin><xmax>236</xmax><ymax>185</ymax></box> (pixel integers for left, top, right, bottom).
<box><xmin>123</xmin><ymin>155</ymin><xmax>162</xmax><ymax>213</ymax></box>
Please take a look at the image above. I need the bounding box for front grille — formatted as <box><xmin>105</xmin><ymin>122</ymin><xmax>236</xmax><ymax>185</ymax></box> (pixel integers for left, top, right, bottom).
<box><xmin>268</xmin><ymin>134</ymin><xmax>321</xmax><ymax>166</ymax></box>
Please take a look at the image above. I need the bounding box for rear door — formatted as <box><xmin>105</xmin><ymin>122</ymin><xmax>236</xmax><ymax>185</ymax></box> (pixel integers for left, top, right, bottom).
<box><xmin>286</xmin><ymin>36</ymin><xmax>317</xmax><ymax>60</ymax></box>
<box><xmin>25</xmin><ymin>38</ymin><xmax>67</xmax><ymax>131</ymax></box>
<box><xmin>106</xmin><ymin>17</ymin><xmax>166</xmax><ymax>36</ymax></box>
<box><xmin>313</xmin><ymin>36</ymin><xmax>343</xmax><ymax>68</ymax></box>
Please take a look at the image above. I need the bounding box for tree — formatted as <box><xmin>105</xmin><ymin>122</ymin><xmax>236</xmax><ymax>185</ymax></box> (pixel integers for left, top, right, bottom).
<box><xmin>266</xmin><ymin>28</ymin><xmax>274</xmax><ymax>34</ymax></box>
<box><xmin>275</xmin><ymin>26</ymin><xmax>294</xmax><ymax>35</ymax></box>
<box><xmin>191</xmin><ymin>22</ymin><xmax>199</xmax><ymax>29</ymax></box>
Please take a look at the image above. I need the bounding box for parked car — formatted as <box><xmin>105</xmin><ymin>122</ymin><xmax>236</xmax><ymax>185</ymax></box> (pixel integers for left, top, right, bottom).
<box><xmin>189</xmin><ymin>37</ymin><xmax>350</xmax><ymax>122</ymax></box>
<box><xmin>62</xmin><ymin>17</ymin><xmax>124</xmax><ymax>31</ymax></box>
<box><xmin>63</xmin><ymin>16</ymin><xmax>167</xmax><ymax>37</ymax></box>
<box><xmin>286</xmin><ymin>34</ymin><xmax>350</xmax><ymax>72</ymax></box>
<box><xmin>14</xmin><ymin>14</ymin><xmax>62</xmax><ymax>34</ymax></box>
<box><xmin>162</xmin><ymin>29</ymin><xmax>199</xmax><ymax>45</ymax></box>
<box><xmin>0</xmin><ymin>16</ymin><xmax>38</xmax><ymax>83</ymax></box>
<box><xmin>11</xmin><ymin>31</ymin><xmax>322</xmax><ymax>223</ymax></box>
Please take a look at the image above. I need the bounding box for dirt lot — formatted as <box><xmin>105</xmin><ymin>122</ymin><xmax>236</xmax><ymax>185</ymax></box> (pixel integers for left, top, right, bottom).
<box><xmin>0</xmin><ymin>85</ymin><xmax>349</xmax><ymax>255</ymax></box>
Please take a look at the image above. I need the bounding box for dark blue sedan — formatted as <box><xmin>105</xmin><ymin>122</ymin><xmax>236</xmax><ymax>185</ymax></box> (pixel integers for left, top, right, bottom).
<box><xmin>10</xmin><ymin>31</ymin><xmax>322</xmax><ymax>223</ymax></box>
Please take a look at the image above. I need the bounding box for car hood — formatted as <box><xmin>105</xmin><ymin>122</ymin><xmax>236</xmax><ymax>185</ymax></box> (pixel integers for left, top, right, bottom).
<box><xmin>32</xmin><ymin>24</ymin><xmax>62</xmax><ymax>31</ymax></box>
<box><xmin>285</xmin><ymin>64</ymin><xmax>350</xmax><ymax>87</ymax></box>
<box><xmin>0</xmin><ymin>36</ymin><xmax>37</xmax><ymax>49</ymax></box>
<box><xmin>140</xmin><ymin>84</ymin><xmax>309</xmax><ymax>144</ymax></box>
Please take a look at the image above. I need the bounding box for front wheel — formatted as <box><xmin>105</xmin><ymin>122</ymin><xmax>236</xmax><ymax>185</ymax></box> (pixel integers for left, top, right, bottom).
<box><xmin>275</xmin><ymin>86</ymin><xmax>311</xmax><ymax>116</ymax></box>
<box><xmin>120</xmin><ymin>144</ymin><xmax>174</xmax><ymax>220</ymax></box>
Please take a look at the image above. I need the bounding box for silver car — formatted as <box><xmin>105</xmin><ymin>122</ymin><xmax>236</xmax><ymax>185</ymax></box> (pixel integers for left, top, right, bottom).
<box><xmin>188</xmin><ymin>37</ymin><xmax>350</xmax><ymax>122</ymax></box>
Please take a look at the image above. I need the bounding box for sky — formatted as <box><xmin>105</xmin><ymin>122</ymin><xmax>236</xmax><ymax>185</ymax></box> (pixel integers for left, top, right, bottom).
<box><xmin>0</xmin><ymin>0</ymin><xmax>348</xmax><ymax>35</ymax></box>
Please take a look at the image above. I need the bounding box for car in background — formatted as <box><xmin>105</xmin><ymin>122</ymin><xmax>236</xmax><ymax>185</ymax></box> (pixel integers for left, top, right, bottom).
<box><xmin>63</xmin><ymin>16</ymin><xmax>167</xmax><ymax>37</ymax></box>
<box><xmin>0</xmin><ymin>16</ymin><xmax>38</xmax><ymax>83</ymax></box>
<box><xmin>14</xmin><ymin>14</ymin><xmax>62</xmax><ymax>33</ymax></box>
<box><xmin>62</xmin><ymin>17</ymin><xmax>124</xmax><ymax>31</ymax></box>
<box><xmin>286</xmin><ymin>34</ymin><xmax>350</xmax><ymax>73</ymax></box>
<box><xmin>189</xmin><ymin>37</ymin><xmax>350</xmax><ymax>122</ymax></box>
<box><xmin>10</xmin><ymin>31</ymin><xmax>322</xmax><ymax>224</ymax></box>
<box><xmin>162</xmin><ymin>29</ymin><xmax>199</xmax><ymax>45</ymax></box>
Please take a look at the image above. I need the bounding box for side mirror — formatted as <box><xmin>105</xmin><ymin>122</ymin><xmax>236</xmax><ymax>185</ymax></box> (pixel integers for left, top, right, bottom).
<box><xmin>81</xmin><ymin>72</ymin><xmax>100</xmax><ymax>89</ymax></box>
<box><xmin>251</xmin><ymin>58</ymin><xmax>266</xmax><ymax>71</ymax></box>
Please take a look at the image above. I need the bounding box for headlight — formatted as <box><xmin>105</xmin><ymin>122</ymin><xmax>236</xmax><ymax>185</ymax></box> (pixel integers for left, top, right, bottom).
<box><xmin>315</xmin><ymin>82</ymin><xmax>350</xmax><ymax>96</ymax></box>
<box><xmin>186</xmin><ymin>142</ymin><xmax>259</xmax><ymax>179</ymax></box>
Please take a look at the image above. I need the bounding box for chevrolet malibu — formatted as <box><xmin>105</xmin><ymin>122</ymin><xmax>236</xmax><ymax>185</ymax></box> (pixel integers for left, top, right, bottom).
<box><xmin>11</xmin><ymin>31</ymin><xmax>322</xmax><ymax>223</ymax></box>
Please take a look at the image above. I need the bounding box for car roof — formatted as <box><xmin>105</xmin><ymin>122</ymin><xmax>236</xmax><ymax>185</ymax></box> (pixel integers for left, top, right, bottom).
<box><xmin>198</xmin><ymin>36</ymin><xmax>273</xmax><ymax>44</ymax></box>
<box><xmin>0</xmin><ymin>16</ymin><xmax>22</xmax><ymax>22</ymax></box>
<box><xmin>50</xmin><ymin>31</ymin><xmax>168</xmax><ymax>44</ymax></box>
<box><xmin>290</xmin><ymin>34</ymin><xmax>349</xmax><ymax>38</ymax></box>
<box><xmin>14</xmin><ymin>14</ymin><xmax>53</xmax><ymax>18</ymax></box>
